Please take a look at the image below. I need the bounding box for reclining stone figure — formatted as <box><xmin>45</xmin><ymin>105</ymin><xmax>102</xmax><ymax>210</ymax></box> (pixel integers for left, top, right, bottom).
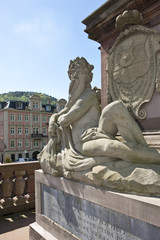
<box><xmin>38</xmin><ymin>57</ymin><xmax>160</xmax><ymax>195</ymax></box>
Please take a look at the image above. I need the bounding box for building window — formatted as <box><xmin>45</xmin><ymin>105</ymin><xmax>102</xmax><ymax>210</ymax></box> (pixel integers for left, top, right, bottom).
<box><xmin>46</xmin><ymin>105</ymin><xmax>51</xmax><ymax>111</ymax></box>
<box><xmin>10</xmin><ymin>140</ymin><xmax>15</xmax><ymax>148</ymax></box>
<box><xmin>25</xmin><ymin>127</ymin><xmax>29</xmax><ymax>135</ymax></box>
<box><xmin>33</xmin><ymin>102</ymin><xmax>39</xmax><ymax>109</ymax></box>
<box><xmin>42</xmin><ymin>127</ymin><xmax>47</xmax><ymax>135</ymax></box>
<box><xmin>42</xmin><ymin>139</ymin><xmax>47</xmax><ymax>147</ymax></box>
<box><xmin>42</xmin><ymin>115</ymin><xmax>47</xmax><ymax>122</ymax></box>
<box><xmin>18</xmin><ymin>140</ymin><xmax>22</xmax><ymax>148</ymax></box>
<box><xmin>48</xmin><ymin>116</ymin><xmax>51</xmax><ymax>122</ymax></box>
<box><xmin>25</xmin><ymin>114</ymin><xmax>29</xmax><ymax>121</ymax></box>
<box><xmin>18</xmin><ymin>127</ymin><xmax>22</xmax><ymax>135</ymax></box>
<box><xmin>33</xmin><ymin>115</ymin><xmax>39</xmax><ymax>122</ymax></box>
<box><xmin>10</xmin><ymin>127</ymin><xmax>15</xmax><ymax>135</ymax></box>
<box><xmin>33</xmin><ymin>140</ymin><xmax>39</xmax><ymax>147</ymax></box>
<box><xmin>33</xmin><ymin>127</ymin><xmax>39</xmax><ymax>134</ymax></box>
<box><xmin>17</xmin><ymin>113</ymin><xmax>22</xmax><ymax>121</ymax></box>
<box><xmin>25</xmin><ymin>128</ymin><xmax>29</xmax><ymax>135</ymax></box>
<box><xmin>16</xmin><ymin>102</ymin><xmax>23</xmax><ymax>109</ymax></box>
<box><xmin>10</xmin><ymin>113</ymin><xmax>15</xmax><ymax>121</ymax></box>
<box><xmin>60</xmin><ymin>106</ymin><xmax>64</xmax><ymax>110</ymax></box>
<box><xmin>18</xmin><ymin>153</ymin><xmax>22</xmax><ymax>158</ymax></box>
<box><xmin>25</xmin><ymin>153</ymin><xmax>29</xmax><ymax>158</ymax></box>
<box><xmin>25</xmin><ymin>140</ymin><xmax>29</xmax><ymax>148</ymax></box>
<box><xmin>11</xmin><ymin>154</ymin><xmax>15</xmax><ymax>162</ymax></box>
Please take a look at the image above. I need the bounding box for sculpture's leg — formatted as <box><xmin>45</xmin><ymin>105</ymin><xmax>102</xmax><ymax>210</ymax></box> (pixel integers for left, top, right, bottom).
<box><xmin>99</xmin><ymin>101</ymin><xmax>147</xmax><ymax>145</ymax></box>
<box><xmin>82</xmin><ymin>138</ymin><xmax>160</xmax><ymax>164</ymax></box>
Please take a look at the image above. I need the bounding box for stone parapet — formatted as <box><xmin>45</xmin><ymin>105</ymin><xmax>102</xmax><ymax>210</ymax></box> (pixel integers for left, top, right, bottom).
<box><xmin>0</xmin><ymin>161</ymin><xmax>41</xmax><ymax>215</ymax></box>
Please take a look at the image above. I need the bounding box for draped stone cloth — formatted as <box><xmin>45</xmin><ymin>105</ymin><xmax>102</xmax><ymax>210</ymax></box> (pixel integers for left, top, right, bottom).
<box><xmin>63</xmin><ymin>127</ymin><xmax>160</xmax><ymax>196</ymax></box>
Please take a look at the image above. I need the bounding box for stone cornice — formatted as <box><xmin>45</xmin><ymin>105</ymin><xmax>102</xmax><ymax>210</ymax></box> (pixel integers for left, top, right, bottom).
<box><xmin>82</xmin><ymin>0</ymin><xmax>160</xmax><ymax>43</ymax></box>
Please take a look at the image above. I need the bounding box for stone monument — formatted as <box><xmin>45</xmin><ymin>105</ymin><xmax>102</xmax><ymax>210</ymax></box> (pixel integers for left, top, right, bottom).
<box><xmin>29</xmin><ymin>7</ymin><xmax>160</xmax><ymax>240</ymax></box>
<box><xmin>38</xmin><ymin>56</ymin><xmax>160</xmax><ymax>195</ymax></box>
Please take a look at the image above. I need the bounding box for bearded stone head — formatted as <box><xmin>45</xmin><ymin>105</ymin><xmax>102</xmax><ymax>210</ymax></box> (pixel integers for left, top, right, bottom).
<box><xmin>67</xmin><ymin>57</ymin><xmax>94</xmax><ymax>107</ymax></box>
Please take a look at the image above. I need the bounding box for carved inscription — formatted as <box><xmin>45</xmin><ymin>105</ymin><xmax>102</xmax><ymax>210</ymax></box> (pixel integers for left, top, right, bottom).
<box><xmin>41</xmin><ymin>184</ymin><xmax>142</xmax><ymax>240</ymax></box>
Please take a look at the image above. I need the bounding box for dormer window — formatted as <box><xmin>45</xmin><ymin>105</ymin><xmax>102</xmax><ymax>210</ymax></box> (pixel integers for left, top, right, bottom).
<box><xmin>33</xmin><ymin>102</ymin><xmax>39</xmax><ymax>109</ymax></box>
<box><xmin>46</xmin><ymin>105</ymin><xmax>51</xmax><ymax>111</ymax></box>
<box><xmin>16</xmin><ymin>102</ymin><xmax>23</xmax><ymax>109</ymax></box>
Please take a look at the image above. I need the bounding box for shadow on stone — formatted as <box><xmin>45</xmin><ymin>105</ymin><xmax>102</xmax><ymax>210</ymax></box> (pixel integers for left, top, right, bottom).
<box><xmin>0</xmin><ymin>209</ymin><xmax>35</xmax><ymax>234</ymax></box>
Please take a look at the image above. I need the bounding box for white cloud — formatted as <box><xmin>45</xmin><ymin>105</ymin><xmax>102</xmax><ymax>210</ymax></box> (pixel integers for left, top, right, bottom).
<box><xmin>14</xmin><ymin>17</ymin><xmax>66</xmax><ymax>47</ymax></box>
<box><xmin>15</xmin><ymin>22</ymin><xmax>32</xmax><ymax>33</ymax></box>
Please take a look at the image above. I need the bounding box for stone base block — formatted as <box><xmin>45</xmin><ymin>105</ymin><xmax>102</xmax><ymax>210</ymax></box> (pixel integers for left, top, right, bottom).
<box><xmin>29</xmin><ymin>222</ymin><xmax>58</xmax><ymax>240</ymax></box>
<box><xmin>29</xmin><ymin>170</ymin><xmax>160</xmax><ymax>240</ymax></box>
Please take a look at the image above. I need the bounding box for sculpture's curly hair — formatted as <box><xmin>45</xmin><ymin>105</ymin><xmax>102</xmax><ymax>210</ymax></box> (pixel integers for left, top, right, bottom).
<box><xmin>68</xmin><ymin>57</ymin><xmax>94</xmax><ymax>85</ymax></box>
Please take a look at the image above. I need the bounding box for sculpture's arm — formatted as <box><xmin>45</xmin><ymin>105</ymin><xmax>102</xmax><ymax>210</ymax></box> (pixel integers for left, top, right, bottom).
<box><xmin>49</xmin><ymin>106</ymin><xmax>68</xmax><ymax>123</ymax></box>
<box><xmin>58</xmin><ymin>91</ymin><xmax>97</xmax><ymax>127</ymax></box>
<box><xmin>48</xmin><ymin>107</ymin><xmax>68</xmax><ymax>138</ymax></box>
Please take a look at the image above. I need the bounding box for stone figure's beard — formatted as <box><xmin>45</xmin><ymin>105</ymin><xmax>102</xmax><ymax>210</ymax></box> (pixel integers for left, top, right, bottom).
<box><xmin>67</xmin><ymin>79</ymin><xmax>85</xmax><ymax>109</ymax></box>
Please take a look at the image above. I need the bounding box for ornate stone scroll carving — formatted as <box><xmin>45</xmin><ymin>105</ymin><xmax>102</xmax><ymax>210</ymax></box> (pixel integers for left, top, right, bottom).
<box><xmin>107</xmin><ymin>10</ymin><xmax>160</xmax><ymax>119</ymax></box>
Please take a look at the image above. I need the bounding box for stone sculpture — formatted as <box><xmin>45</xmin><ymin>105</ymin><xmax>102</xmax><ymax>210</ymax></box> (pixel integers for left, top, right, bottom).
<box><xmin>38</xmin><ymin>10</ymin><xmax>160</xmax><ymax>196</ymax></box>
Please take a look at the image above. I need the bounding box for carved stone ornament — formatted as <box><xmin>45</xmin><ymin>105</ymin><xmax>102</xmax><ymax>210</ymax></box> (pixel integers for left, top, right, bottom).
<box><xmin>107</xmin><ymin>10</ymin><xmax>160</xmax><ymax>119</ymax></box>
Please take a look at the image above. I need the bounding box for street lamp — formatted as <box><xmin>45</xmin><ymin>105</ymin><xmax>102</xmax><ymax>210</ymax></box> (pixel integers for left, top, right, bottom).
<box><xmin>24</xmin><ymin>150</ymin><xmax>27</xmax><ymax>158</ymax></box>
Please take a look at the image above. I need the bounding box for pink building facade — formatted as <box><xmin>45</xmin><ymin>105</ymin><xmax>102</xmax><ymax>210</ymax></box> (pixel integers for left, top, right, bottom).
<box><xmin>0</xmin><ymin>95</ymin><xmax>56</xmax><ymax>162</ymax></box>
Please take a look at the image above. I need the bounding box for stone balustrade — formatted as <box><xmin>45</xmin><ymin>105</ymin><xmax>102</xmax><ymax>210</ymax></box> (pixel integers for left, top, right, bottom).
<box><xmin>0</xmin><ymin>161</ymin><xmax>40</xmax><ymax>215</ymax></box>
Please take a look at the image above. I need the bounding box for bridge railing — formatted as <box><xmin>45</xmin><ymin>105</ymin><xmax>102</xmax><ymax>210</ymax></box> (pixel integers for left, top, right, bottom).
<box><xmin>0</xmin><ymin>161</ymin><xmax>41</xmax><ymax>215</ymax></box>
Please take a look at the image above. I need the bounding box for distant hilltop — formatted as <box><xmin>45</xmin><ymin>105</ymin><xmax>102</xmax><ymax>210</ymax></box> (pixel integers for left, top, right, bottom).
<box><xmin>0</xmin><ymin>91</ymin><xmax>57</xmax><ymax>105</ymax></box>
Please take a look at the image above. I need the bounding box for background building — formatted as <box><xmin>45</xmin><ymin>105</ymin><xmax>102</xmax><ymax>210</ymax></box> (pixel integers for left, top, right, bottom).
<box><xmin>56</xmin><ymin>98</ymin><xmax>67</xmax><ymax>112</ymax></box>
<box><xmin>0</xmin><ymin>95</ymin><xmax>56</xmax><ymax>162</ymax></box>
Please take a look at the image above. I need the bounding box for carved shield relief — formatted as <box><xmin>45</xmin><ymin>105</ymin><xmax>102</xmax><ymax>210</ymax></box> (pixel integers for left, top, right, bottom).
<box><xmin>107</xmin><ymin>25</ymin><xmax>160</xmax><ymax>119</ymax></box>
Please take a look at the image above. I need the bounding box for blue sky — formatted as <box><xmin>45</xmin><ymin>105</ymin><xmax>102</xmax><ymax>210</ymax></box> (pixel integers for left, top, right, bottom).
<box><xmin>0</xmin><ymin>0</ymin><xmax>106</xmax><ymax>100</ymax></box>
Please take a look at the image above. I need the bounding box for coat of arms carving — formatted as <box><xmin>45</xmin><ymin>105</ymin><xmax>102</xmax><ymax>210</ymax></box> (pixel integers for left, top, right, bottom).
<box><xmin>107</xmin><ymin>10</ymin><xmax>160</xmax><ymax>119</ymax></box>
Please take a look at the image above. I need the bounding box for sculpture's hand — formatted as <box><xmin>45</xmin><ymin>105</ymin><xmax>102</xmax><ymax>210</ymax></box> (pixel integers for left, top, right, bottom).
<box><xmin>48</xmin><ymin>122</ymin><xmax>62</xmax><ymax>144</ymax></box>
<box><xmin>48</xmin><ymin>122</ymin><xmax>58</xmax><ymax>138</ymax></box>
<box><xmin>58</xmin><ymin>114</ymin><xmax>68</xmax><ymax>127</ymax></box>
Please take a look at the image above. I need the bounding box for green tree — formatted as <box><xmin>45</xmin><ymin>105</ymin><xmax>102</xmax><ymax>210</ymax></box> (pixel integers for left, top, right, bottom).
<box><xmin>4</xmin><ymin>156</ymin><xmax>12</xmax><ymax>163</ymax></box>
<box><xmin>0</xmin><ymin>91</ymin><xmax>58</xmax><ymax>105</ymax></box>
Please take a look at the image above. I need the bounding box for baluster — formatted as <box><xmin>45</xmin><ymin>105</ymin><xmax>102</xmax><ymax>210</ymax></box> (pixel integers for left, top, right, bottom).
<box><xmin>0</xmin><ymin>171</ymin><xmax>13</xmax><ymax>209</ymax></box>
<box><xmin>25</xmin><ymin>169</ymin><xmax>35</xmax><ymax>204</ymax></box>
<box><xmin>0</xmin><ymin>174</ymin><xmax>3</xmax><ymax>199</ymax></box>
<box><xmin>13</xmin><ymin>170</ymin><xmax>26</xmax><ymax>206</ymax></box>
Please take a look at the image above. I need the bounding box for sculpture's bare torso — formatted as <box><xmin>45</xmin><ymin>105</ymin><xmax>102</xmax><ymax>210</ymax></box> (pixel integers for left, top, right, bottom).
<box><xmin>60</xmin><ymin>88</ymin><xmax>100</xmax><ymax>152</ymax></box>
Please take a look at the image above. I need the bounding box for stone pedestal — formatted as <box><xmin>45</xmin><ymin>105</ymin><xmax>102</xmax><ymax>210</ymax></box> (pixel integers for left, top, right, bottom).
<box><xmin>29</xmin><ymin>170</ymin><xmax>160</xmax><ymax>240</ymax></box>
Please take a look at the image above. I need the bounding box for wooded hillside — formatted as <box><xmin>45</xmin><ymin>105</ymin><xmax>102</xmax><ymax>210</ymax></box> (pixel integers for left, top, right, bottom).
<box><xmin>0</xmin><ymin>91</ymin><xmax>57</xmax><ymax>105</ymax></box>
